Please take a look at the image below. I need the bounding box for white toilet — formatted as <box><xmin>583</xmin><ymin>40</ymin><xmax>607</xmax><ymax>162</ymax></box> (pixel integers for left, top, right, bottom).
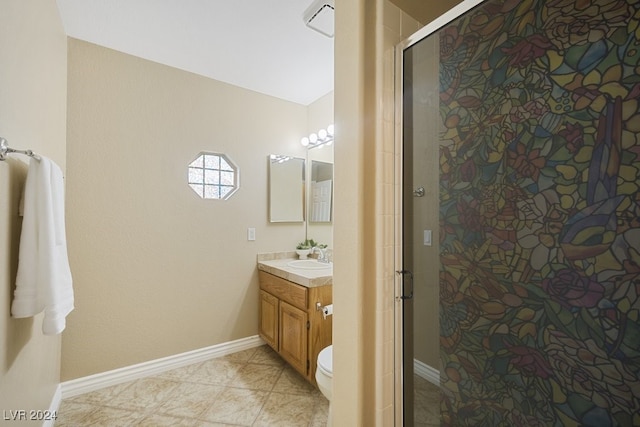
<box><xmin>316</xmin><ymin>345</ymin><xmax>333</xmax><ymax>425</ymax></box>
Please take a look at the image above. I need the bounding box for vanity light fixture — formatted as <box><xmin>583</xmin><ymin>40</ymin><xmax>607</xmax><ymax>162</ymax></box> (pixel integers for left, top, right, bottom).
<box><xmin>301</xmin><ymin>124</ymin><xmax>334</xmax><ymax>149</ymax></box>
<box><xmin>270</xmin><ymin>154</ymin><xmax>293</xmax><ymax>163</ymax></box>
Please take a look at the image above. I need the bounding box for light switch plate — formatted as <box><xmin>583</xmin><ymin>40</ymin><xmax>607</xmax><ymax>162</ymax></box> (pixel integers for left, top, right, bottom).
<box><xmin>247</xmin><ymin>228</ymin><xmax>256</xmax><ymax>241</ymax></box>
<box><xmin>424</xmin><ymin>229</ymin><xmax>432</xmax><ymax>246</ymax></box>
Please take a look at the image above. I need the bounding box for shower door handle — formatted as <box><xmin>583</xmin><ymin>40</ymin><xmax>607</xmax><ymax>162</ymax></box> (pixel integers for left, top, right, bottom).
<box><xmin>396</xmin><ymin>270</ymin><xmax>414</xmax><ymax>300</ymax></box>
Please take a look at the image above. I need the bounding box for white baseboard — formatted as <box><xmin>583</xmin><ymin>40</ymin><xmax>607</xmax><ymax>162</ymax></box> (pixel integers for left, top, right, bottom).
<box><xmin>43</xmin><ymin>384</ymin><xmax>62</xmax><ymax>427</ymax></box>
<box><xmin>60</xmin><ymin>335</ymin><xmax>264</xmax><ymax>399</ymax></box>
<box><xmin>414</xmin><ymin>358</ymin><xmax>439</xmax><ymax>386</ymax></box>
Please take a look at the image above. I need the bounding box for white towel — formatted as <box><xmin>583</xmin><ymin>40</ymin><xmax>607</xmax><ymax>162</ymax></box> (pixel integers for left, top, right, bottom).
<box><xmin>11</xmin><ymin>156</ymin><xmax>74</xmax><ymax>335</ymax></box>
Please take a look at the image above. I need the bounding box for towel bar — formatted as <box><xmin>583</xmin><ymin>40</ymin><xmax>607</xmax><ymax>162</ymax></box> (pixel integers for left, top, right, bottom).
<box><xmin>0</xmin><ymin>137</ymin><xmax>41</xmax><ymax>161</ymax></box>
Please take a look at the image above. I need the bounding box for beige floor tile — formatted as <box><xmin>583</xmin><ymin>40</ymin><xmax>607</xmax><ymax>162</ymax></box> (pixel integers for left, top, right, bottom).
<box><xmin>272</xmin><ymin>366</ymin><xmax>317</xmax><ymax>395</ymax></box>
<box><xmin>414</xmin><ymin>376</ymin><xmax>440</xmax><ymax>426</ymax></box>
<box><xmin>78</xmin><ymin>406</ymin><xmax>144</xmax><ymax>426</ymax></box>
<box><xmin>108</xmin><ymin>377</ymin><xmax>180</xmax><ymax>410</ymax></box>
<box><xmin>200</xmin><ymin>387</ymin><xmax>269</xmax><ymax>425</ymax></box>
<box><xmin>155</xmin><ymin>382</ymin><xmax>224</xmax><ymax>419</ymax></box>
<box><xmin>253</xmin><ymin>392</ymin><xmax>316</xmax><ymax>426</ymax></box>
<box><xmin>232</xmin><ymin>363</ymin><xmax>284</xmax><ymax>391</ymax></box>
<box><xmin>58</xmin><ymin>345</ymin><xmax>419</xmax><ymax>427</ymax></box>
<box><xmin>219</xmin><ymin>347</ymin><xmax>257</xmax><ymax>363</ymax></box>
<box><xmin>68</xmin><ymin>381</ymin><xmax>133</xmax><ymax>406</ymax></box>
<box><xmin>189</xmin><ymin>359</ymin><xmax>245</xmax><ymax>386</ymax></box>
<box><xmin>249</xmin><ymin>345</ymin><xmax>287</xmax><ymax>366</ymax></box>
<box><xmin>136</xmin><ymin>412</ymin><xmax>226</xmax><ymax>426</ymax></box>
<box><xmin>309</xmin><ymin>396</ymin><xmax>330</xmax><ymax>427</ymax></box>
<box><xmin>55</xmin><ymin>401</ymin><xmax>98</xmax><ymax>426</ymax></box>
<box><xmin>155</xmin><ymin>362</ymin><xmax>204</xmax><ymax>381</ymax></box>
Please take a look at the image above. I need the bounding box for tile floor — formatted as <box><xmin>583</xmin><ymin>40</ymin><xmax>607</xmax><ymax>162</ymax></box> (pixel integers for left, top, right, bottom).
<box><xmin>414</xmin><ymin>375</ymin><xmax>440</xmax><ymax>426</ymax></box>
<box><xmin>56</xmin><ymin>345</ymin><xmax>329</xmax><ymax>426</ymax></box>
<box><xmin>56</xmin><ymin>344</ymin><xmax>442</xmax><ymax>426</ymax></box>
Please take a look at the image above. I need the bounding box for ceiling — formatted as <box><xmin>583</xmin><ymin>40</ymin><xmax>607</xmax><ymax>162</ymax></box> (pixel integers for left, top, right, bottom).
<box><xmin>55</xmin><ymin>0</ymin><xmax>334</xmax><ymax>106</ymax></box>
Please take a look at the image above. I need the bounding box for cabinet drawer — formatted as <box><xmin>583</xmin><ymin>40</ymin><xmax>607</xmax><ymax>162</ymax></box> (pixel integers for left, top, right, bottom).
<box><xmin>258</xmin><ymin>271</ymin><xmax>307</xmax><ymax>310</ymax></box>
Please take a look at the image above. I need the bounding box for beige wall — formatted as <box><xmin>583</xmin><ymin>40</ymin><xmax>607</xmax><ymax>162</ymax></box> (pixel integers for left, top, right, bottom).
<box><xmin>388</xmin><ymin>0</ymin><xmax>460</xmax><ymax>25</ymax></box>
<box><xmin>333</xmin><ymin>0</ymin><xmax>460</xmax><ymax>425</ymax></box>
<box><xmin>62</xmin><ymin>39</ymin><xmax>315</xmax><ymax>380</ymax></box>
<box><xmin>0</xmin><ymin>0</ymin><xmax>68</xmax><ymax>420</ymax></box>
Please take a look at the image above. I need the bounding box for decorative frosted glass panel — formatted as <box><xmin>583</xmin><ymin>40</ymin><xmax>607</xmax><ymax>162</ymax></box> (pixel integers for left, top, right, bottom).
<box><xmin>220</xmin><ymin>158</ymin><xmax>233</xmax><ymax>171</ymax></box>
<box><xmin>221</xmin><ymin>171</ymin><xmax>234</xmax><ymax>185</ymax></box>
<box><xmin>189</xmin><ymin>156</ymin><xmax>203</xmax><ymax>168</ymax></box>
<box><xmin>187</xmin><ymin>152</ymin><xmax>239</xmax><ymax>200</ymax></box>
<box><xmin>204</xmin><ymin>169</ymin><xmax>219</xmax><ymax>184</ymax></box>
<box><xmin>189</xmin><ymin>168</ymin><xmax>203</xmax><ymax>183</ymax></box>
<box><xmin>189</xmin><ymin>184</ymin><xmax>203</xmax><ymax>197</ymax></box>
<box><xmin>220</xmin><ymin>186</ymin><xmax>233</xmax><ymax>198</ymax></box>
<box><xmin>204</xmin><ymin>185</ymin><xmax>219</xmax><ymax>199</ymax></box>
<box><xmin>204</xmin><ymin>155</ymin><xmax>219</xmax><ymax>169</ymax></box>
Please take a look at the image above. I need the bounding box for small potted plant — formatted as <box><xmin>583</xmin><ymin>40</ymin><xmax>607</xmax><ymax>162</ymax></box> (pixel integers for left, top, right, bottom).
<box><xmin>296</xmin><ymin>239</ymin><xmax>317</xmax><ymax>259</ymax></box>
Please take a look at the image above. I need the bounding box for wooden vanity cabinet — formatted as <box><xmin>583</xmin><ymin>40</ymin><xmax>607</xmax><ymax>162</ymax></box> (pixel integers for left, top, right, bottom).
<box><xmin>259</xmin><ymin>290</ymin><xmax>279</xmax><ymax>349</ymax></box>
<box><xmin>279</xmin><ymin>300</ymin><xmax>308</xmax><ymax>375</ymax></box>
<box><xmin>258</xmin><ymin>270</ymin><xmax>332</xmax><ymax>386</ymax></box>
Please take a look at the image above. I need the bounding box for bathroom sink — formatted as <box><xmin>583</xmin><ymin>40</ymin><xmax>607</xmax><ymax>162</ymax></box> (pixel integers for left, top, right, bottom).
<box><xmin>287</xmin><ymin>260</ymin><xmax>332</xmax><ymax>270</ymax></box>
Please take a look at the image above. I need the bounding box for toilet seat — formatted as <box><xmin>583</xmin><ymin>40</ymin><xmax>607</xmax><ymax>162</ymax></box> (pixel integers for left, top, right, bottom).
<box><xmin>317</xmin><ymin>345</ymin><xmax>333</xmax><ymax>378</ymax></box>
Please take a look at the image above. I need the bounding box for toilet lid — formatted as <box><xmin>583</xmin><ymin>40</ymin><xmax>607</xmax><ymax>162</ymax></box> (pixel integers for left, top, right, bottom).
<box><xmin>317</xmin><ymin>345</ymin><xmax>333</xmax><ymax>377</ymax></box>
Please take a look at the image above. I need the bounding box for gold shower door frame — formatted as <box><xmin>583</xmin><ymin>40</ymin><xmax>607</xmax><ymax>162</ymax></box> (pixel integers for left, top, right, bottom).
<box><xmin>393</xmin><ymin>1</ymin><xmax>485</xmax><ymax>425</ymax></box>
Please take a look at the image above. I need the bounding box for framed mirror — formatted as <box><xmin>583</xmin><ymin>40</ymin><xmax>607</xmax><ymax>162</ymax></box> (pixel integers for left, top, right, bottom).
<box><xmin>268</xmin><ymin>155</ymin><xmax>305</xmax><ymax>222</ymax></box>
<box><xmin>309</xmin><ymin>160</ymin><xmax>333</xmax><ymax>223</ymax></box>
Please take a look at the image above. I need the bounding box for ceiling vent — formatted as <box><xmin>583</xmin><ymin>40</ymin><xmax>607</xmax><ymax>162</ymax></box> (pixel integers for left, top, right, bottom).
<box><xmin>303</xmin><ymin>0</ymin><xmax>335</xmax><ymax>38</ymax></box>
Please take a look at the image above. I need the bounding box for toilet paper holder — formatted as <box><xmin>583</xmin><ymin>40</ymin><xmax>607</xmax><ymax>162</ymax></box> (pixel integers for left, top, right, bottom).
<box><xmin>316</xmin><ymin>302</ymin><xmax>333</xmax><ymax>319</ymax></box>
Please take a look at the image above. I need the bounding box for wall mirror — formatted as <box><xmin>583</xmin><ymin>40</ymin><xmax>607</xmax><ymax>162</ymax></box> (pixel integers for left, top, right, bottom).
<box><xmin>306</xmin><ymin>142</ymin><xmax>333</xmax><ymax>247</ymax></box>
<box><xmin>309</xmin><ymin>160</ymin><xmax>333</xmax><ymax>222</ymax></box>
<box><xmin>268</xmin><ymin>155</ymin><xmax>305</xmax><ymax>222</ymax></box>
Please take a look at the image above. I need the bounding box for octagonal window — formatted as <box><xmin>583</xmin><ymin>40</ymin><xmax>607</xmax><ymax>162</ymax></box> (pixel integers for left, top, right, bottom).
<box><xmin>188</xmin><ymin>152</ymin><xmax>239</xmax><ymax>200</ymax></box>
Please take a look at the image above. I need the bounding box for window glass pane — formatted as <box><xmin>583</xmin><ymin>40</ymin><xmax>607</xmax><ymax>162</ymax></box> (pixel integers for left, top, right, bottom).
<box><xmin>188</xmin><ymin>167</ymin><xmax>203</xmax><ymax>183</ymax></box>
<box><xmin>188</xmin><ymin>152</ymin><xmax>238</xmax><ymax>200</ymax></box>
<box><xmin>220</xmin><ymin>157</ymin><xmax>233</xmax><ymax>171</ymax></box>
<box><xmin>204</xmin><ymin>155</ymin><xmax>220</xmax><ymax>169</ymax></box>
<box><xmin>189</xmin><ymin>156</ymin><xmax>203</xmax><ymax>168</ymax></box>
<box><xmin>220</xmin><ymin>171</ymin><xmax>234</xmax><ymax>185</ymax></box>
<box><xmin>204</xmin><ymin>185</ymin><xmax>220</xmax><ymax>199</ymax></box>
<box><xmin>220</xmin><ymin>186</ymin><xmax>233</xmax><ymax>198</ymax></box>
<box><xmin>204</xmin><ymin>169</ymin><xmax>219</xmax><ymax>184</ymax></box>
<box><xmin>189</xmin><ymin>183</ymin><xmax>204</xmax><ymax>197</ymax></box>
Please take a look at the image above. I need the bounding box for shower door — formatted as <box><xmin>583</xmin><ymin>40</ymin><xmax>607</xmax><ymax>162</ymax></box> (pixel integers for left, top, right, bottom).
<box><xmin>397</xmin><ymin>31</ymin><xmax>443</xmax><ymax>427</ymax></box>
<box><xmin>395</xmin><ymin>2</ymin><xmax>484</xmax><ymax>425</ymax></box>
<box><xmin>397</xmin><ymin>0</ymin><xmax>640</xmax><ymax>425</ymax></box>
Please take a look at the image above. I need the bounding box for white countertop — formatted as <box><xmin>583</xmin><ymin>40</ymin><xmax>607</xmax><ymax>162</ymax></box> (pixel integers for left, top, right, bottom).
<box><xmin>257</xmin><ymin>257</ymin><xmax>333</xmax><ymax>288</ymax></box>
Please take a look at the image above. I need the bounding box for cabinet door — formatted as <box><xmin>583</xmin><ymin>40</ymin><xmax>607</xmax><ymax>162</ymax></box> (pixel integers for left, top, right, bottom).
<box><xmin>259</xmin><ymin>290</ymin><xmax>279</xmax><ymax>350</ymax></box>
<box><xmin>279</xmin><ymin>300</ymin><xmax>308</xmax><ymax>377</ymax></box>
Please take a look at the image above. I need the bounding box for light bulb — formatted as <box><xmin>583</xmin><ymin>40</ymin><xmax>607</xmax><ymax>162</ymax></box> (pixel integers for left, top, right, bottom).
<box><xmin>309</xmin><ymin>133</ymin><xmax>318</xmax><ymax>143</ymax></box>
<box><xmin>301</xmin><ymin>137</ymin><xmax>309</xmax><ymax>146</ymax></box>
<box><xmin>327</xmin><ymin>124</ymin><xmax>334</xmax><ymax>136</ymax></box>
<box><xmin>318</xmin><ymin>129</ymin><xmax>328</xmax><ymax>140</ymax></box>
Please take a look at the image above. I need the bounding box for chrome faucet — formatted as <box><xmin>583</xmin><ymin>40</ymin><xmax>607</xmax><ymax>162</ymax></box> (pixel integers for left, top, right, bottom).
<box><xmin>312</xmin><ymin>246</ymin><xmax>330</xmax><ymax>263</ymax></box>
